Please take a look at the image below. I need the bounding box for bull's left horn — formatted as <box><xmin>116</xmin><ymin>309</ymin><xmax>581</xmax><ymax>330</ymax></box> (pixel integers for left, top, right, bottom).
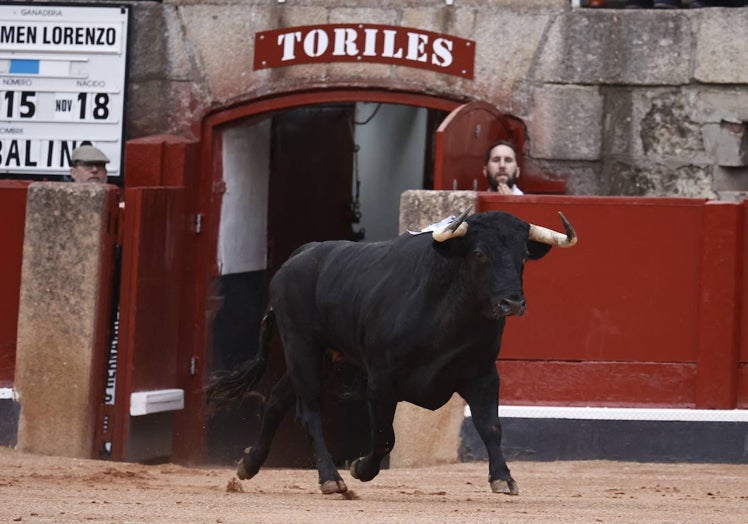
<box><xmin>528</xmin><ymin>211</ymin><xmax>578</xmax><ymax>248</ymax></box>
<box><xmin>432</xmin><ymin>206</ymin><xmax>471</xmax><ymax>242</ymax></box>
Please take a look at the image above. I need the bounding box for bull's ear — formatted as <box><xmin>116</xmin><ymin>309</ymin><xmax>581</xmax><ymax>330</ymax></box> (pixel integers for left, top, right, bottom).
<box><xmin>528</xmin><ymin>241</ymin><xmax>552</xmax><ymax>260</ymax></box>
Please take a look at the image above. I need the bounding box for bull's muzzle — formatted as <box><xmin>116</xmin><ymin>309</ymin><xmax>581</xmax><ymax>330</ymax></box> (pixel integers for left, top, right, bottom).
<box><xmin>499</xmin><ymin>296</ymin><xmax>526</xmax><ymax>317</ymax></box>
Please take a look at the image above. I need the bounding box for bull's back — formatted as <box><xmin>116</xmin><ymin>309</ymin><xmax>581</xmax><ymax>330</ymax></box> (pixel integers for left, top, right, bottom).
<box><xmin>271</xmin><ymin>236</ymin><xmax>433</xmax><ymax>348</ymax></box>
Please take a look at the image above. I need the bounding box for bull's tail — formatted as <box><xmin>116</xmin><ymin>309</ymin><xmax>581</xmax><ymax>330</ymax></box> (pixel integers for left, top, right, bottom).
<box><xmin>204</xmin><ymin>307</ymin><xmax>276</xmax><ymax>407</ymax></box>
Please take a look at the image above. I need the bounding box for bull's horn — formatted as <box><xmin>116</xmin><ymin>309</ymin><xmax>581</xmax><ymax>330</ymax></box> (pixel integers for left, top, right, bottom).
<box><xmin>528</xmin><ymin>211</ymin><xmax>578</xmax><ymax>248</ymax></box>
<box><xmin>432</xmin><ymin>206</ymin><xmax>471</xmax><ymax>242</ymax></box>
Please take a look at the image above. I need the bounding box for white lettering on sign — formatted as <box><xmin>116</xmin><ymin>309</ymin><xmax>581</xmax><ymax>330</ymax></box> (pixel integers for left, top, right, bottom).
<box><xmin>405</xmin><ymin>32</ymin><xmax>428</xmax><ymax>63</ymax></box>
<box><xmin>332</xmin><ymin>28</ymin><xmax>357</xmax><ymax>57</ymax></box>
<box><xmin>257</xmin><ymin>24</ymin><xmax>474</xmax><ymax>77</ymax></box>
<box><xmin>381</xmin><ymin>29</ymin><xmax>403</xmax><ymax>59</ymax></box>
<box><xmin>20</xmin><ymin>9</ymin><xmax>63</xmax><ymax>17</ymax></box>
<box><xmin>303</xmin><ymin>29</ymin><xmax>328</xmax><ymax>58</ymax></box>
<box><xmin>432</xmin><ymin>38</ymin><xmax>454</xmax><ymax>67</ymax></box>
<box><xmin>277</xmin><ymin>31</ymin><xmax>301</xmax><ymax>61</ymax></box>
<box><xmin>362</xmin><ymin>28</ymin><xmax>378</xmax><ymax>57</ymax></box>
<box><xmin>0</xmin><ymin>138</ymin><xmax>114</xmax><ymax>168</ymax></box>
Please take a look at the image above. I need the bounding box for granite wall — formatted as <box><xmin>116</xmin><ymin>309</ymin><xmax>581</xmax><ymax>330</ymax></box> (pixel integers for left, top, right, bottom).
<box><xmin>118</xmin><ymin>0</ymin><xmax>748</xmax><ymax>200</ymax></box>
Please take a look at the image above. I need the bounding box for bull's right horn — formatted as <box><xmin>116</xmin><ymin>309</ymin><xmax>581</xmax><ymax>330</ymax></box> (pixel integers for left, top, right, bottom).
<box><xmin>528</xmin><ymin>211</ymin><xmax>578</xmax><ymax>248</ymax></box>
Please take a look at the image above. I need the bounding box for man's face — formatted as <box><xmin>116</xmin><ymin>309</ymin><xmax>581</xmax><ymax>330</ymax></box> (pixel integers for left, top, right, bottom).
<box><xmin>483</xmin><ymin>144</ymin><xmax>520</xmax><ymax>190</ymax></box>
<box><xmin>70</xmin><ymin>161</ymin><xmax>108</xmax><ymax>183</ymax></box>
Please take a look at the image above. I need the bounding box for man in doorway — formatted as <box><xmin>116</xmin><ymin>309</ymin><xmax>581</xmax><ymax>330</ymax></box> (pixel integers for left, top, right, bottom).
<box><xmin>68</xmin><ymin>145</ymin><xmax>110</xmax><ymax>184</ymax></box>
<box><xmin>483</xmin><ymin>140</ymin><xmax>523</xmax><ymax>195</ymax></box>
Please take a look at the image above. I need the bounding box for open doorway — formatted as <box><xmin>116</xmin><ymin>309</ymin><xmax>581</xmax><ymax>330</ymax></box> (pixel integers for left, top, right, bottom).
<box><xmin>206</xmin><ymin>102</ymin><xmax>448</xmax><ymax>466</ymax></box>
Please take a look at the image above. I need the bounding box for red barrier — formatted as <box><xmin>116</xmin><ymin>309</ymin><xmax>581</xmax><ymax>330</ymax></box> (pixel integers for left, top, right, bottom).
<box><xmin>740</xmin><ymin>199</ymin><xmax>748</xmax><ymax>408</ymax></box>
<box><xmin>478</xmin><ymin>195</ymin><xmax>745</xmax><ymax>409</ymax></box>
<box><xmin>0</xmin><ymin>181</ymin><xmax>31</xmax><ymax>387</ymax></box>
<box><xmin>1</xmin><ymin>186</ymin><xmax>745</xmax><ymax>413</ymax></box>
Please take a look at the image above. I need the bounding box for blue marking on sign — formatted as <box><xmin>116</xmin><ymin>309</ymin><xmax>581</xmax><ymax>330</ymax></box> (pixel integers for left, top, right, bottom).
<box><xmin>9</xmin><ymin>59</ymin><xmax>39</xmax><ymax>74</ymax></box>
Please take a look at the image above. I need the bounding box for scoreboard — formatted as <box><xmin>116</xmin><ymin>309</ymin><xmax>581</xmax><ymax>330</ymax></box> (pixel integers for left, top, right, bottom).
<box><xmin>0</xmin><ymin>3</ymin><xmax>129</xmax><ymax>179</ymax></box>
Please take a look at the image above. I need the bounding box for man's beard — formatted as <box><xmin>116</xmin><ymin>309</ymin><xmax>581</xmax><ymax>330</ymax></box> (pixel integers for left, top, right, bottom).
<box><xmin>486</xmin><ymin>172</ymin><xmax>516</xmax><ymax>191</ymax></box>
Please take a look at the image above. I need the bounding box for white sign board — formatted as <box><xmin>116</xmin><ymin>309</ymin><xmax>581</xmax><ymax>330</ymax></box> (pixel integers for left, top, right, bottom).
<box><xmin>0</xmin><ymin>3</ymin><xmax>128</xmax><ymax>178</ymax></box>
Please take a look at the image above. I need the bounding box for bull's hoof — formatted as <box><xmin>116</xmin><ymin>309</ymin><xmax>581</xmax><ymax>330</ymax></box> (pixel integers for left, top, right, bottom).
<box><xmin>349</xmin><ymin>456</ymin><xmax>381</xmax><ymax>482</ymax></box>
<box><xmin>349</xmin><ymin>458</ymin><xmax>362</xmax><ymax>480</ymax></box>
<box><xmin>320</xmin><ymin>479</ymin><xmax>348</xmax><ymax>494</ymax></box>
<box><xmin>490</xmin><ymin>478</ymin><xmax>519</xmax><ymax>496</ymax></box>
<box><xmin>236</xmin><ymin>447</ymin><xmax>257</xmax><ymax>481</ymax></box>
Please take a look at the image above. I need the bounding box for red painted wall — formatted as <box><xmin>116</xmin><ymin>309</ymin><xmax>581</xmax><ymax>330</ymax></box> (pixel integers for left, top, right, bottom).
<box><xmin>0</xmin><ymin>181</ymin><xmax>31</xmax><ymax>387</ymax></box>
<box><xmin>1</xmin><ymin>185</ymin><xmax>745</xmax><ymax>412</ymax></box>
<box><xmin>478</xmin><ymin>195</ymin><xmax>745</xmax><ymax>409</ymax></box>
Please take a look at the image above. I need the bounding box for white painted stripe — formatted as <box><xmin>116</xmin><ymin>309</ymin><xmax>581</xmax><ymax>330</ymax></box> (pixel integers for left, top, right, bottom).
<box><xmin>130</xmin><ymin>389</ymin><xmax>184</xmax><ymax>416</ymax></box>
<box><xmin>463</xmin><ymin>405</ymin><xmax>748</xmax><ymax>422</ymax></box>
<box><xmin>0</xmin><ymin>387</ymin><xmax>17</xmax><ymax>400</ymax></box>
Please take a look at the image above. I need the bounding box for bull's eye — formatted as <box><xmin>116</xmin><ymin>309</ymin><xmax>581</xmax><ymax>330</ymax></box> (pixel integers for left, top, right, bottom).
<box><xmin>473</xmin><ymin>249</ymin><xmax>485</xmax><ymax>261</ymax></box>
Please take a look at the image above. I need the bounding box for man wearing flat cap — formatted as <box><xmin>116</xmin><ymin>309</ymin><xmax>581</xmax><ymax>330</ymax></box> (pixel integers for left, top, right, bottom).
<box><xmin>68</xmin><ymin>144</ymin><xmax>110</xmax><ymax>183</ymax></box>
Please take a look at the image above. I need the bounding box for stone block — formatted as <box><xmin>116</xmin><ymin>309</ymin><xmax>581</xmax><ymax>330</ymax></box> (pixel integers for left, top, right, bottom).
<box><xmin>694</xmin><ymin>10</ymin><xmax>748</xmax><ymax>84</ymax></box>
<box><xmin>716</xmin><ymin>190</ymin><xmax>748</xmax><ymax>202</ymax></box>
<box><xmin>399</xmin><ymin>190</ymin><xmax>477</xmax><ymax>235</ymax></box>
<box><xmin>528</xmin><ymin>85</ymin><xmax>603</xmax><ymax>160</ymax></box>
<box><xmin>713</xmin><ymin>166</ymin><xmax>748</xmax><ymax>192</ymax></box>
<box><xmin>128</xmin><ymin>4</ymin><xmax>167</xmax><ymax>81</ymax></box>
<box><xmin>389</xmin><ymin>394</ymin><xmax>466</xmax><ymax>468</ymax></box>
<box><xmin>15</xmin><ymin>183</ymin><xmax>117</xmax><ymax>459</ymax></box>
<box><xmin>179</xmin><ymin>4</ymin><xmax>283</xmax><ymax>99</ymax></box>
<box><xmin>640</xmin><ymin>91</ymin><xmax>704</xmax><ymax>157</ymax></box>
<box><xmin>702</xmin><ymin>122</ymin><xmax>748</xmax><ymax>167</ymax></box>
<box><xmin>535</xmin><ymin>11</ymin><xmax>692</xmax><ymax>85</ymax></box>
<box><xmin>689</xmin><ymin>88</ymin><xmax>748</xmax><ymax>124</ymax></box>
<box><xmin>602</xmin><ymin>160</ymin><xmax>717</xmax><ymax>199</ymax></box>
<box><xmin>472</xmin><ymin>10</ymin><xmax>553</xmax><ymax>101</ymax></box>
<box><xmin>533</xmin><ymin>161</ymin><xmax>602</xmax><ymax>196</ymax></box>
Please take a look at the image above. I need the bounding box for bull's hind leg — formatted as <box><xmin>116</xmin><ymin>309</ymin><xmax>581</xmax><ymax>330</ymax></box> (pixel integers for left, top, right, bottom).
<box><xmin>286</xmin><ymin>347</ymin><xmax>347</xmax><ymax>494</ymax></box>
<box><xmin>236</xmin><ymin>373</ymin><xmax>294</xmax><ymax>481</ymax></box>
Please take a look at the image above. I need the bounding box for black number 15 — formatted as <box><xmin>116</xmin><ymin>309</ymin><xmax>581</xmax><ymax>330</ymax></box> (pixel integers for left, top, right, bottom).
<box><xmin>3</xmin><ymin>91</ymin><xmax>36</xmax><ymax>119</ymax></box>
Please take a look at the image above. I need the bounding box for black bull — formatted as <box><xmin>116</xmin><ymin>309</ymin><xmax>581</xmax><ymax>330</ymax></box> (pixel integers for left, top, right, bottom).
<box><xmin>206</xmin><ymin>209</ymin><xmax>577</xmax><ymax>495</ymax></box>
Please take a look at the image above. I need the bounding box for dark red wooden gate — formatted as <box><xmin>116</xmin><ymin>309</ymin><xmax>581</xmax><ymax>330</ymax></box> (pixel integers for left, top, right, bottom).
<box><xmin>110</xmin><ymin>187</ymin><xmax>188</xmax><ymax>461</ymax></box>
<box><xmin>0</xmin><ymin>181</ymin><xmax>31</xmax><ymax>390</ymax></box>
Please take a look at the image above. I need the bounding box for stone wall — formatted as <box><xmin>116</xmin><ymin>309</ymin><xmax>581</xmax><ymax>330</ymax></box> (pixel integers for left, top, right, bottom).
<box><xmin>117</xmin><ymin>0</ymin><xmax>748</xmax><ymax>200</ymax></box>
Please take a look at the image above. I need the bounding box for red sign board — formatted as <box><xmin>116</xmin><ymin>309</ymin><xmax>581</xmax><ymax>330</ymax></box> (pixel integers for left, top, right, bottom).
<box><xmin>254</xmin><ymin>24</ymin><xmax>475</xmax><ymax>79</ymax></box>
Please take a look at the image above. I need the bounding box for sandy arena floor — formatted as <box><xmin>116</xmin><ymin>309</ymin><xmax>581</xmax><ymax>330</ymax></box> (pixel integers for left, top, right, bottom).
<box><xmin>1</xmin><ymin>446</ymin><xmax>746</xmax><ymax>523</ymax></box>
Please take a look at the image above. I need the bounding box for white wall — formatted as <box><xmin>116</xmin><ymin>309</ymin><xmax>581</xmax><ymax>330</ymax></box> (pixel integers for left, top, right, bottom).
<box><xmin>218</xmin><ymin>121</ymin><xmax>271</xmax><ymax>275</ymax></box>
<box><xmin>354</xmin><ymin>103</ymin><xmax>427</xmax><ymax>242</ymax></box>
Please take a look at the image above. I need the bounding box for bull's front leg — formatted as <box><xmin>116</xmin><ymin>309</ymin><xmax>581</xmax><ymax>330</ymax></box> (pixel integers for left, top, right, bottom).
<box><xmin>349</xmin><ymin>376</ymin><xmax>397</xmax><ymax>483</ymax></box>
<box><xmin>459</xmin><ymin>371</ymin><xmax>518</xmax><ymax>495</ymax></box>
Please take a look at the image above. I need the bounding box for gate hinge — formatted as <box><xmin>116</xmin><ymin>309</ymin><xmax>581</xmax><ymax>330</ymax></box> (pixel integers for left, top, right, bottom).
<box><xmin>193</xmin><ymin>213</ymin><xmax>203</xmax><ymax>234</ymax></box>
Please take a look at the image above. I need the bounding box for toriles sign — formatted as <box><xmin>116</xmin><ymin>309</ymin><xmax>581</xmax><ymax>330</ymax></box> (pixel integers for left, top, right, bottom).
<box><xmin>254</xmin><ymin>24</ymin><xmax>475</xmax><ymax>79</ymax></box>
<box><xmin>0</xmin><ymin>3</ymin><xmax>129</xmax><ymax>179</ymax></box>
